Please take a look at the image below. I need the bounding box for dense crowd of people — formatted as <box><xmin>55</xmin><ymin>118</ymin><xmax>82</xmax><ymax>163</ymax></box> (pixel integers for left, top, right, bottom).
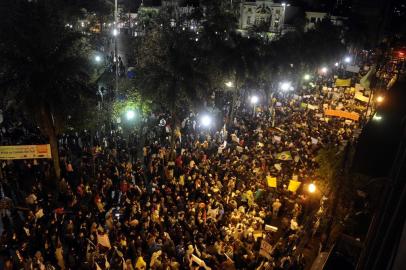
<box><xmin>0</xmin><ymin>73</ymin><xmax>370</xmax><ymax>269</ymax></box>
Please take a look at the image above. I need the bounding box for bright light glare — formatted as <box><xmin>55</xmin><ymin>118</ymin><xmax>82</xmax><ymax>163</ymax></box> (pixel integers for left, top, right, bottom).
<box><xmin>126</xmin><ymin>110</ymin><xmax>135</xmax><ymax>120</ymax></box>
<box><xmin>376</xmin><ymin>96</ymin><xmax>384</xmax><ymax>103</ymax></box>
<box><xmin>112</xmin><ymin>28</ymin><xmax>118</xmax><ymax>36</ymax></box>
<box><xmin>95</xmin><ymin>55</ymin><xmax>101</xmax><ymax>62</ymax></box>
<box><xmin>250</xmin><ymin>95</ymin><xmax>259</xmax><ymax>104</ymax></box>
<box><xmin>373</xmin><ymin>113</ymin><xmax>382</xmax><ymax>121</ymax></box>
<box><xmin>321</xmin><ymin>67</ymin><xmax>328</xmax><ymax>73</ymax></box>
<box><xmin>201</xmin><ymin>115</ymin><xmax>212</xmax><ymax>127</ymax></box>
<box><xmin>335</xmin><ymin>62</ymin><xmax>339</xmax><ymax>67</ymax></box>
<box><xmin>280</xmin><ymin>81</ymin><xmax>292</xmax><ymax>91</ymax></box>
<box><xmin>344</xmin><ymin>56</ymin><xmax>351</xmax><ymax>63</ymax></box>
<box><xmin>303</xmin><ymin>74</ymin><xmax>311</xmax><ymax>81</ymax></box>
<box><xmin>308</xmin><ymin>183</ymin><xmax>316</xmax><ymax>193</ymax></box>
<box><xmin>225</xmin><ymin>81</ymin><xmax>233</xmax><ymax>88</ymax></box>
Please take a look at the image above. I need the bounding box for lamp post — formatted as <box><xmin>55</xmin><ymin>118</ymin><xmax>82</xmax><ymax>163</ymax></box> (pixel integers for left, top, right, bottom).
<box><xmin>126</xmin><ymin>110</ymin><xmax>135</xmax><ymax>121</ymax></box>
<box><xmin>308</xmin><ymin>183</ymin><xmax>316</xmax><ymax>193</ymax></box>
<box><xmin>280</xmin><ymin>81</ymin><xmax>292</xmax><ymax>92</ymax></box>
<box><xmin>250</xmin><ymin>95</ymin><xmax>259</xmax><ymax>116</ymax></box>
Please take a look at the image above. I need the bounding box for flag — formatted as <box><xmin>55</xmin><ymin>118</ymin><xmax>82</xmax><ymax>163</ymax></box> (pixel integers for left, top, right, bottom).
<box><xmin>97</xmin><ymin>233</ymin><xmax>111</xmax><ymax>249</ymax></box>
<box><xmin>179</xmin><ymin>175</ymin><xmax>185</xmax><ymax>185</ymax></box>
<box><xmin>387</xmin><ymin>74</ymin><xmax>398</xmax><ymax>89</ymax></box>
<box><xmin>288</xmin><ymin>180</ymin><xmax>301</xmax><ymax>192</ymax></box>
<box><xmin>276</xmin><ymin>151</ymin><xmax>292</xmax><ymax>161</ymax></box>
<box><xmin>360</xmin><ymin>65</ymin><xmax>376</xmax><ymax>90</ymax></box>
<box><xmin>266</xmin><ymin>176</ymin><xmax>277</xmax><ymax>188</ymax></box>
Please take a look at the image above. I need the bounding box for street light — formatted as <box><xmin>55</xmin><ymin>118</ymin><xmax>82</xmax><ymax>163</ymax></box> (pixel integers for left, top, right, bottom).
<box><xmin>335</xmin><ymin>62</ymin><xmax>339</xmax><ymax>67</ymax></box>
<box><xmin>225</xmin><ymin>81</ymin><xmax>233</xmax><ymax>88</ymax></box>
<box><xmin>344</xmin><ymin>56</ymin><xmax>351</xmax><ymax>63</ymax></box>
<box><xmin>95</xmin><ymin>55</ymin><xmax>102</xmax><ymax>63</ymax></box>
<box><xmin>308</xmin><ymin>183</ymin><xmax>316</xmax><ymax>193</ymax></box>
<box><xmin>373</xmin><ymin>113</ymin><xmax>382</xmax><ymax>121</ymax></box>
<box><xmin>250</xmin><ymin>95</ymin><xmax>259</xmax><ymax>104</ymax></box>
<box><xmin>303</xmin><ymin>74</ymin><xmax>311</xmax><ymax>81</ymax></box>
<box><xmin>280</xmin><ymin>81</ymin><xmax>292</xmax><ymax>91</ymax></box>
<box><xmin>112</xmin><ymin>28</ymin><xmax>118</xmax><ymax>36</ymax></box>
<box><xmin>126</xmin><ymin>110</ymin><xmax>135</xmax><ymax>120</ymax></box>
<box><xmin>321</xmin><ymin>67</ymin><xmax>328</xmax><ymax>74</ymax></box>
<box><xmin>200</xmin><ymin>115</ymin><xmax>212</xmax><ymax>127</ymax></box>
<box><xmin>376</xmin><ymin>96</ymin><xmax>384</xmax><ymax>103</ymax></box>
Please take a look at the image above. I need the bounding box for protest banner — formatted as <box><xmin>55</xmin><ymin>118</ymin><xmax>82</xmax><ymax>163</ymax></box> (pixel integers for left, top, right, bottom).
<box><xmin>276</xmin><ymin>151</ymin><xmax>292</xmax><ymax>161</ymax></box>
<box><xmin>0</xmin><ymin>144</ymin><xmax>51</xmax><ymax>160</ymax></box>
<box><xmin>288</xmin><ymin>180</ymin><xmax>301</xmax><ymax>192</ymax></box>
<box><xmin>354</xmin><ymin>92</ymin><xmax>369</xmax><ymax>103</ymax></box>
<box><xmin>324</xmin><ymin>109</ymin><xmax>360</xmax><ymax>121</ymax></box>
<box><xmin>266</xmin><ymin>176</ymin><xmax>277</xmax><ymax>188</ymax></box>
<box><xmin>260</xmin><ymin>240</ymin><xmax>273</xmax><ymax>260</ymax></box>
<box><xmin>335</xmin><ymin>78</ymin><xmax>351</xmax><ymax>87</ymax></box>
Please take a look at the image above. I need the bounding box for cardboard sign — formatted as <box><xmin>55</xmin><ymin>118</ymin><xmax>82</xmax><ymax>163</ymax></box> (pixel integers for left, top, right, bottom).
<box><xmin>266</xmin><ymin>176</ymin><xmax>277</xmax><ymax>188</ymax></box>
<box><xmin>260</xmin><ymin>240</ymin><xmax>273</xmax><ymax>260</ymax></box>
<box><xmin>288</xmin><ymin>180</ymin><xmax>301</xmax><ymax>192</ymax></box>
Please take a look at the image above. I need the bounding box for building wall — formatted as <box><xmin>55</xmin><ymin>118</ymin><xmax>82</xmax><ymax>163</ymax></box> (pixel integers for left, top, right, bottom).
<box><xmin>305</xmin><ymin>11</ymin><xmax>347</xmax><ymax>31</ymax></box>
<box><xmin>239</xmin><ymin>0</ymin><xmax>285</xmax><ymax>33</ymax></box>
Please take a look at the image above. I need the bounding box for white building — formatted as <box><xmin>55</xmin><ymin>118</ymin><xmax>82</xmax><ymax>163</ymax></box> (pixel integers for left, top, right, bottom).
<box><xmin>304</xmin><ymin>11</ymin><xmax>347</xmax><ymax>31</ymax></box>
<box><xmin>238</xmin><ymin>0</ymin><xmax>286</xmax><ymax>37</ymax></box>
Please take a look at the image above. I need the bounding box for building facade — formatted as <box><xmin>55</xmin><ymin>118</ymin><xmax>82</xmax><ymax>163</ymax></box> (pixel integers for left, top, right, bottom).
<box><xmin>304</xmin><ymin>11</ymin><xmax>347</xmax><ymax>31</ymax></box>
<box><xmin>238</xmin><ymin>0</ymin><xmax>286</xmax><ymax>36</ymax></box>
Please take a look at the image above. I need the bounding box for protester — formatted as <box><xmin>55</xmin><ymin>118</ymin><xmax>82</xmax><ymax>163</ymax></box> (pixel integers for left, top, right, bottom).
<box><xmin>0</xmin><ymin>73</ymin><xmax>365</xmax><ymax>269</ymax></box>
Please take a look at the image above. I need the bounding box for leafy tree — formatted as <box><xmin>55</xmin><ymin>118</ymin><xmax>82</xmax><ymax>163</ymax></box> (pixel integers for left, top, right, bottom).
<box><xmin>134</xmin><ymin>23</ymin><xmax>208</xmax><ymax>147</ymax></box>
<box><xmin>0</xmin><ymin>0</ymin><xmax>95</xmax><ymax>180</ymax></box>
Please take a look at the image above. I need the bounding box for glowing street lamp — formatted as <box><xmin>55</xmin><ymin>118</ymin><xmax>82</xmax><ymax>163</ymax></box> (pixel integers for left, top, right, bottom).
<box><xmin>95</xmin><ymin>55</ymin><xmax>102</xmax><ymax>63</ymax></box>
<box><xmin>308</xmin><ymin>183</ymin><xmax>316</xmax><ymax>193</ymax></box>
<box><xmin>126</xmin><ymin>110</ymin><xmax>135</xmax><ymax>120</ymax></box>
<box><xmin>200</xmin><ymin>115</ymin><xmax>212</xmax><ymax>127</ymax></box>
<box><xmin>303</xmin><ymin>74</ymin><xmax>311</xmax><ymax>81</ymax></box>
<box><xmin>376</xmin><ymin>96</ymin><xmax>384</xmax><ymax>103</ymax></box>
<box><xmin>280</xmin><ymin>81</ymin><xmax>292</xmax><ymax>91</ymax></box>
<box><xmin>373</xmin><ymin>113</ymin><xmax>382</xmax><ymax>121</ymax></box>
<box><xmin>225</xmin><ymin>81</ymin><xmax>233</xmax><ymax>88</ymax></box>
<box><xmin>321</xmin><ymin>67</ymin><xmax>328</xmax><ymax>74</ymax></box>
<box><xmin>335</xmin><ymin>62</ymin><xmax>339</xmax><ymax>67</ymax></box>
<box><xmin>250</xmin><ymin>95</ymin><xmax>259</xmax><ymax>104</ymax></box>
<box><xmin>112</xmin><ymin>28</ymin><xmax>119</xmax><ymax>36</ymax></box>
<box><xmin>344</xmin><ymin>56</ymin><xmax>351</xmax><ymax>63</ymax></box>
